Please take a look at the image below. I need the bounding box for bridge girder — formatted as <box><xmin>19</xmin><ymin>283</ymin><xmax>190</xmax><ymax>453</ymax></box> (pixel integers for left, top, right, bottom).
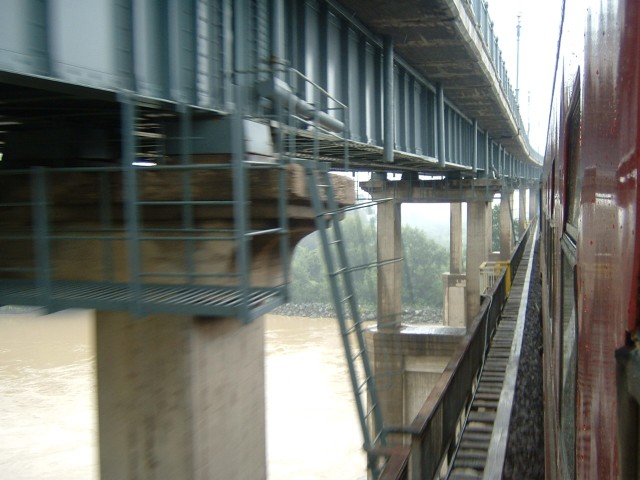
<box><xmin>0</xmin><ymin>0</ymin><xmax>540</xmax><ymax>181</ymax></box>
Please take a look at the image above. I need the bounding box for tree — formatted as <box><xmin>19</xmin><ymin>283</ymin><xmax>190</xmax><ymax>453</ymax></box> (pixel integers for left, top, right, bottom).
<box><xmin>491</xmin><ymin>204</ymin><xmax>500</xmax><ymax>252</ymax></box>
<box><xmin>288</xmin><ymin>209</ymin><xmax>450</xmax><ymax>310</ymax></box>
<box><xmin>401</xmin><ymin>225</ymin><xmax>448</xmax><ymax>308</ymax></box>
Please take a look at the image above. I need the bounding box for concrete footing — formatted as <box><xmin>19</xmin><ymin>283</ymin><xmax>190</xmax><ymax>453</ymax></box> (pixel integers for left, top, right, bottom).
<box><xmin>369</xmin><ymin>325</ymin><xmax>466</xmax><ymax>432</ymax></box>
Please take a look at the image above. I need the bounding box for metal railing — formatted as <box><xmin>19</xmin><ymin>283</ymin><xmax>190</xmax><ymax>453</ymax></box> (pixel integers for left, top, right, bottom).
<box><xmin>379</xmin><ymin>224</ymin><xmax>531</xmax><ymax>480</ymax></box>
<box><xmin>0</xmin><ymin>91</ymin><xmax>291</xmax><ymax>321</ymax></box>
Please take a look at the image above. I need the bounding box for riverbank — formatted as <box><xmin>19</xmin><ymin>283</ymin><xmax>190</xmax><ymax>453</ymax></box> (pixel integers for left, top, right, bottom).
<box><xmin>272</xmin><ymin>303</ymin><xmax>443</xmax><ymax>324</ymax></box>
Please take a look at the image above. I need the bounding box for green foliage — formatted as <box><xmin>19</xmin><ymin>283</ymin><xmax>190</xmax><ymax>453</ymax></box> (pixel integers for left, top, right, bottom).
<box><xmin>289</xmin><ymin>209</ymin><xmax>449</xmax><ymax>310</ymax></box>
<box><xmin>401</xmin><ymin>225</ymin><xmax>448</xmax><ymax>308</ymax></box>
<box><xmin>492</xmin><ymin>204</ymin><xmax>500</xmax><ymax>252</ymax></box>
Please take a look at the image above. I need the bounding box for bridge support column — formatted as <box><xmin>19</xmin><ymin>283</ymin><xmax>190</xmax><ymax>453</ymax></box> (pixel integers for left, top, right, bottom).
<box><xmin>377</xmin><ymin>198</ymin><xmax>402</xmax><ymax>329</ymax></box>
<box><xmin>97</xmin><ymin>312</ymin><xmax>266</xmax><ymax>480</ymax></box>
<box><xmin>373</xmin><ymin>197</ymin><xmax>404</xmax><ymax>435</ymax></box>
<box><xmin>443</xmin><ymin>203</ymin><xmax>466</xmax><ymax>327</ymax></box>
<box><xmin>519</xmin><ymin>185</ymin><xmax>527</xmax><ymax>236</ymax></box>
<box><xmin>529</xmin><ymin>187</ymin><xmax>538</xmax><ymax>220</ymax></box>
<box><xmin>500</xmin><ymin>191</ymin><xmax>513</xmax><ymax>261</ymax></box>
<box><xmin>466</xmin><ymin>201</ymin><xmax>490</xmax><ymax>324</ymax></box>
<box><xmin>0</xmin><ymin>155</ymin><xmax>354</xmax><ymax>479</ymax></box>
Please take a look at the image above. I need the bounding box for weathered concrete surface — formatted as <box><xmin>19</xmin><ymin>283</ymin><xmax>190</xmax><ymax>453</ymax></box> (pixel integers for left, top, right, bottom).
<box><xmin>500</xmin><ymin>191</ymin><xmax>514</xmax><ymax>261</ymax></box>
<box><xmin>360</xmin><ymin>176</ymin><xmax>502</xmax><ymax>203</ymax></box>
<box><xmin>0</xmin><ymin>159</ymin><xmax>356</xmax><ymax>479</ymax></box>
<box><xmin>377</xmin><ymin>200</ymin><xmax>403</xmax><ymax>329</ymax></box>
<box><xmin>466</xmin><ymin>201</ymin><xmax>489</xmax><ymax>323</ymax></box>
<box><xmin>442</xmin><ymin>272</ymin><xmax>466</xmax><ymax>328</ymax></box>
<box><xmin>368</xmin><ymin>325</ymin><xmax>466</xmax><ymax>430</ymax></box>
<box><xmin>97</xmin><ymin>313</ymin><xmax>267</xmax><ymax>480</ymax></box>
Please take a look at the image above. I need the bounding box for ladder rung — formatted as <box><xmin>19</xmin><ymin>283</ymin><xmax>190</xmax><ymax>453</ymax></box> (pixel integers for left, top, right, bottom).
<box><xmin>364</xmin><ymin>402</ymin><xmax>379</xmax><ymax>419</ymax></box>
<box><xmin>345</xmin><ymin>323</ymin><xmax>360</xmax><ymax>335</ymax></box>
<box><xmin>351</xmin><ymin>349</ymin><xmax>365</xmax><ymax>361</ymax></box>
<box><xmin>328</xmin><ymin>267</ymin><xmax>347</xmax><ymax>277</ymax></box>
<box><xmin>340</xmin><ymin>294</ymin><xmax>353</xmax><ymax>304</ymax></box>
<box><xmin>304</xmin><ymin>161</ymin><xmax>384</xmax><ymax>453</ymax></box>
<box><xmin>357</xmin><ymin>377</ymin><xmax>370</xmax><ymax>394</ymax></box>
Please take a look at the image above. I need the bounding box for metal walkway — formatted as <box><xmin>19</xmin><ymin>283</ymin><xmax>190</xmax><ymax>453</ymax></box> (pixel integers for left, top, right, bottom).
<box><xmin>447</xmin><ymin>222</ymin><xmax>537</xmax><ymax>479</ymax></box>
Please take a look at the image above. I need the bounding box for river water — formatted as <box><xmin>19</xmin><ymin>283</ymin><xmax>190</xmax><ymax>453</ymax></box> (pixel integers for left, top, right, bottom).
<box><xmin>0</xmin><ymin>309</ymin><xmax>365</xmax><ymax>479</ymax></box>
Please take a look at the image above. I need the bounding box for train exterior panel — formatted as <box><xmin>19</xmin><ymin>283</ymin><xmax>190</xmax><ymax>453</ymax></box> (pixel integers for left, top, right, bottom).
<box><xmin>541</xmin><ymin>0</ymin><xmax>640</xmax><ymax>478</ymax></box>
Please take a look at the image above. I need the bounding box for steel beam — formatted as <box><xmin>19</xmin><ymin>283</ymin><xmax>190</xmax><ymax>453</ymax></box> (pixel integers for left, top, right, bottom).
<box><xmin>437</xmin><ymin>84</ymin><xmax>446</xmax><ymax>168</ymax></box>
<box><xmin>383</xmin><ymin>36</ymin><xmax>394</xmax><ymax>163</ymax></box>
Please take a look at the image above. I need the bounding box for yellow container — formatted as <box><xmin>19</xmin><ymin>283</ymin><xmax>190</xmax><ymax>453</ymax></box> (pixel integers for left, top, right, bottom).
<box><xmin>479</xmin><ymin>261</ymin><xmax>511</xmax><ymax>296</ymax></box>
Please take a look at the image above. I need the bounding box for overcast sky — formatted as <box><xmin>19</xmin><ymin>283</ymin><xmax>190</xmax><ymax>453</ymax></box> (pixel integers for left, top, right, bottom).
<box><xmin>485</xmin><ymin>0</ymin><xmax>565</xmax><ymax>153</ymax></box>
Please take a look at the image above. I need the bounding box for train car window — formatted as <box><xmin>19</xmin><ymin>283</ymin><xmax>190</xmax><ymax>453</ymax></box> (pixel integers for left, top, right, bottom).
<box><xmin>564</xmin><ymin>74</ymin><xmax>581</xmax><ymax>239</ymax></box>
<box><xmin>560</xmin><ymin>249</ymin><xmax>578</xmax><ymax>478</ymax></box>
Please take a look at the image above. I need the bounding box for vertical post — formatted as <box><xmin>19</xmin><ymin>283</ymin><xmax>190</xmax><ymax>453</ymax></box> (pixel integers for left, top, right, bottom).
<box><xmin>231</xmin><ymin>89</ymin><xmax>250</xmax><ymax>322</ymax></box>
<box><xmin>28</xmin><ymin>0</ymin><xmax>51</xmax><ymax>76</ymax></box>
<box><xmin>383</xmin><ymin>36</ymin><xmax>394</xmax><ymax>163</ymax></box>
<box><xmin>233</xmin><ymin>0</ymin><xmax>252</xmax><ymax>104</ymax></box>
<box><xmin>168</xmin><ymin>0</ymin><xmax>196</xmax><ymax>103</ymax></box>
<box><xmin>377</xmin><ymin>199</ymin><xmax>402</xmax><ymax>329</ymax></box>
<box><xmin>179</xmin><ymin>104</ymin><xmax>195</xmax><ymax>283</ymax></box>
<box><xmin>529</xmin><ymin>186</ymin><xmax>538</xmax><ymax>220</ymax></box>
<box><xmin>443</xmin><ymin>202</ymin><xmax>466</xmax><ymax>327</ymax></box>
<box><xmin>121</xmin><ymin>93</ymin><xmax>142</xmax><ymax>317</ymax></box>
<box><xmin>486</xmin><ymin>199</ymin><xmax>493</xmax><ymax>258</ymax></box>
<box><xmin>374</xmin><ymin>197</ymin><xmax>404</xmax><ymax>446</ymax></box>
<box><xmin>271</xmin><ymin>0</ymin><xmax>285</xmax><ymax>78</ymax></box>
<box><xmin>99</xmin><ymin>172</ymin><xmax>114</xmax><ymax>281</ymax></box>
<box><xmin>437</xmin><ymin>83</ymin><xmax>446</xmax><ymax>168</ymax></box>
<box><xmin>466</xmin><ymin>201</ymin><xmax>489</xmax><ymax>325</ymax></box>
<box><xmin>519</xmin><ymin>184</ymin><xmax>527</xmax><ymax>235</ymax></box>
<box><xmin>450</xmin><ymin>203</ymin><xmax>463</xmax><ymax>274</ymax></box>
<box><xmin>500</xmin><ymin>190</ymin><xmax>513</xmax><ymax>260</ymax></box>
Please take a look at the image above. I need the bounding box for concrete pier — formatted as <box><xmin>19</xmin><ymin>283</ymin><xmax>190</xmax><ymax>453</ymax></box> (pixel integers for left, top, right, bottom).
<box><xmin>97</xmin><ymin>312</ymin><xmax>267</xmax><ymax>480</ymax></box>
<box><xmin>443</xmin><ymin>203</ymin><xmax>466</xmax><ymax>327</ymax></box>
<box><xmin>466</xmin><ymin>201</ymin><xmax>490</xmax><ymax>324</ymax></box>
<box><xmin>0</xmin><ymin>158</ymin><xmax>354</xmax><ymax>479</ymax></box>
<box><xmin>377</xmin><ymin>199</ymin><xmax>403</xmax><ymax>330</ymax></box>
<box><xmin>361</xmin><ymin>177</ymin><xmax>499</xmax><ymax>430</ymax></box>
<box><xmin>500</xmin><ymin>191</ymin><xmax>513</xmax><ymax>261</ymax></box>
<box><xmin>519</xmin><ymin>186</ymin><xmax>527</xmax><ymax>236</ymax></box>
<box><xmin>529</xmin><ymin>187</ymin><xmax>538</xmax><ymax>221</ymax></box>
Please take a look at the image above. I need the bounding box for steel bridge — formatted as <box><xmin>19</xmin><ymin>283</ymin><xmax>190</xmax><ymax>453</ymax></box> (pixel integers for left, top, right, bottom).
<box><xmin>0</xmin><ymin>1</ymin><xmax>541</xmax><ymax>479</ymax></box>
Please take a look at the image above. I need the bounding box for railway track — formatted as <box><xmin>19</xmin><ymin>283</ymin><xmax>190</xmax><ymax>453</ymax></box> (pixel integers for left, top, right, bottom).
<box><xmin>447</xmin><ymin>224</ymin><xmax>537</xmax><ymax>479</ymax></box>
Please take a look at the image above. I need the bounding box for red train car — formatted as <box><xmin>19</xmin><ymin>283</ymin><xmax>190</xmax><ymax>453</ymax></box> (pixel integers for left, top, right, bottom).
<box><xmin>540</xmin><ymin>0</ymin><xmax>640</xmax><ymax>477</ymax></box>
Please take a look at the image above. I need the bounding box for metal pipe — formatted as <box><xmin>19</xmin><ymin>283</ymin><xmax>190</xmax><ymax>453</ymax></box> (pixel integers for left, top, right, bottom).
<box><xmin>383</xmin><ymin>36</ymin><xmax>394</xmax><ymax>163</ymax></box>
<box><xmin>258</xmin><ymin>77</ymin><xmax>345</xmax><ymax>132</ymax></box>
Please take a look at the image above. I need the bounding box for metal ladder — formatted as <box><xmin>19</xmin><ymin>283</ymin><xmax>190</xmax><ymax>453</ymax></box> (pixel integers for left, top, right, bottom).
<box><xmin>303</xmin><ymin>161</ymin><xmax>387</xmax><ymax>475</ymax></box>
